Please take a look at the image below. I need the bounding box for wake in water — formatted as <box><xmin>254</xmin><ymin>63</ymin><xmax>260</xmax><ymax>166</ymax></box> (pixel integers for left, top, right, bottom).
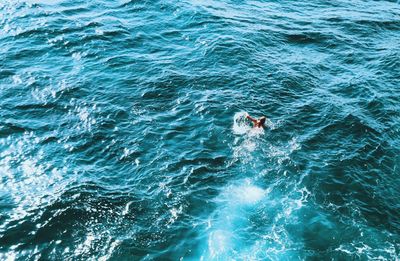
<box><xmin>198</xmin><ymin>113</ymin><xmax>270</xmax><ymax>259</ymax></box>
<box><xmin>197</xmin><ymin>112</ymin><xmax>312</xmax><ymax>260</ymax></box>
<box><xmin>231</xmin><ymin>111</ymin><xmax>269</xmax><ymax>164</ymax></box>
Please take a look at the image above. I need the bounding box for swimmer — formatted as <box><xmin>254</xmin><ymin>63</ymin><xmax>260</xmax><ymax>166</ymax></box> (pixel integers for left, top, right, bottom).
<box><xmin>246</xmin><ymin>113</ymin><xmax>266</xmax><ymax>128</ymax></box>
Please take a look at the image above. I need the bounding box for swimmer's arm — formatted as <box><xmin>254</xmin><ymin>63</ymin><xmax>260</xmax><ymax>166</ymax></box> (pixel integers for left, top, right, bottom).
<box><xmin>246</xmin><ymin>115</ymin><xmax>257</xmax><ymax>124</ymax></box>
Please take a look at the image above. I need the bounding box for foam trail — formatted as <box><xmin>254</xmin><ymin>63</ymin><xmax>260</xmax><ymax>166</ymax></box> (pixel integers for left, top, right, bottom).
<box><xmin>200</xmin><ymin>181</ymin><xmax>266</xmax><ymax>259</ymax></box>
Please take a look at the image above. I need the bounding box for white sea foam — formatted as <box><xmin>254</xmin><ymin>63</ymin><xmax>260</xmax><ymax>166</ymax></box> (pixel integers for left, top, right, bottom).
<box><xmin>200</xmin><ymin>181</ymin><xmax>267</xmax><ymax>259</ymax></box>
<box><xmin>232</xmin><ymin>111</ymin><xmax>251</xmax><ymax>135</ymax></box>
<box><xmin>207</xmin><ymin>230</ymin><xmax>232</xmax><ymax>259</ymax></box>
<box><xmin>227</xmin><ymin>183</ymin><xmax>266</xmax><ymax>205</ymax></box>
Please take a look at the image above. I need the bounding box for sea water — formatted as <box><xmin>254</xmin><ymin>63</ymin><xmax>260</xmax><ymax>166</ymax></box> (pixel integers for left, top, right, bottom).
<box><xmin>1</xmin><ymin>0</ymin><xmax>400</xmax><ymax>260</ymax></box>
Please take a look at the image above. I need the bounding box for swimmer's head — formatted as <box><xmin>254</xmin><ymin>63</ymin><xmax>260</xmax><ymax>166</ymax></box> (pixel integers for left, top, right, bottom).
<box><xmin>259</xmin><ymin>116</ymin><xmax>266</xmax><ymax>125</ymax></box>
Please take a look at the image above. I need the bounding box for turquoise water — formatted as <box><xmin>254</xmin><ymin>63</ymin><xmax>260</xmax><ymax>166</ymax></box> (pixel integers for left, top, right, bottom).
<box><xmin>1</xmin><ymin>0</ymin><xmax>400</xmax><ymax>259</ymax></box>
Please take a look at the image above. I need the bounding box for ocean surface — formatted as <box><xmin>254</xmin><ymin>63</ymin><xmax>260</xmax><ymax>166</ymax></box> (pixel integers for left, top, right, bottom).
<box><xmin>1</xmin><ymin>0</ymin><xmax>400</xmax><ymax>260</ymax></box>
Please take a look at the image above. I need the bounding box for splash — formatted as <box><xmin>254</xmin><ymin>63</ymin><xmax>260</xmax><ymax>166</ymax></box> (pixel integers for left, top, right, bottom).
<box><xmin>232</xmin><ymin>111</ymin><xmax>251</xmax><ymax>135</ymax></box>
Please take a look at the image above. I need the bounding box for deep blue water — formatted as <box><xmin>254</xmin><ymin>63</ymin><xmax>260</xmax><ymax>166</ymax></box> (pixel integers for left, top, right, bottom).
<box><xmin>1</xmin><ymin>0</ymin><xmax>400</xmax><ymax>260</ymax></box>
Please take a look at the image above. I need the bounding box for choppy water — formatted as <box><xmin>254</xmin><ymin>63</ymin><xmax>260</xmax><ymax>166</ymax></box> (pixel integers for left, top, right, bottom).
<box><xmin>1</xmin><ymin>0</ymin><xmax>400</xmax><ymax>260</ymax></box>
